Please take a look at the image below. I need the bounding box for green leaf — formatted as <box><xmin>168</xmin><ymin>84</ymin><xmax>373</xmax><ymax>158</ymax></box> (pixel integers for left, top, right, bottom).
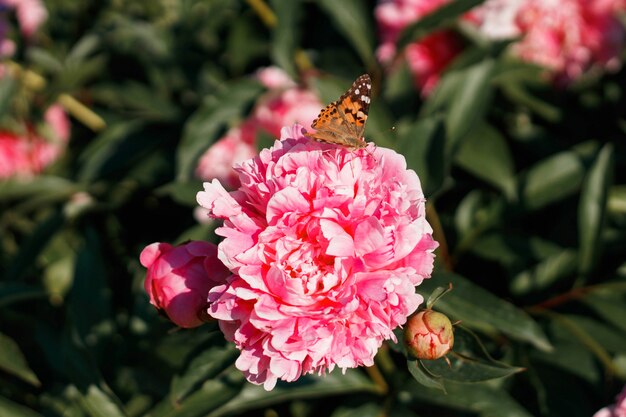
<box><xmin>396</xmin><ymin>116</ymin><xmax>446</xmax><ymax>197</ymax></box>
<box><xmin>34</xmin><ymin>326</ymin><xmax>126</xmax><ymax>417</ymax></box>
<box><xmin>177</xmin><ymin>79</ymin><xmax>264</xmax><ymax>181</ymax></box>
<box><xmin>270</xmin><ymin>0</ymin><xmax>301</xmax><ymax>78</ymax></box>
<box><xmin>317</xmin><ymin>0</ymin><xmax>376</xmax><ymax>67</ymax></box>
<box><xmin>0</xmin><ymin>75</ymin><xmax>17</xmax><ymax>116</ymax></box>
<box><xmin>419</xmin><ymin>271</ymin><xmax>552</xmax><ymax>351</ymax></box>
<box><xmin>146</xmin><ymin>368</ymin><xmax>245</xmax><ymax>417</ymax></box>
<box><xmin>70</xmin><ymin>384</ymin><xmax>128</xmax><ymax>417</ymax></box>
<box><xmin>0</xmin><ymin>332</ymin><xmax>40</xmax><ymax>386</ymax></box>
<box><xmin>0</xmin><ymin>176</ymin><xmax>77</xmax><ymax>202</ymax></box>
<box><xmin>582</xmin><ymin>290</ymin><xmax>626</xmax><ymax>334</ymax></box>
<box><xmin>406</xmin><ymin>359</ymin><xmax>445</xmax><ymax>391</ymax></box>
<box><xmin>171</xmin><ymin>334</ymin><xmax>239</xmax><ymax>402</ymax></box>
<box><xmin>0</xmin><ymin>396</ymin><xmax>40</xmax><ymax>417</ymax></box>
<box><xmin>446</xmin><ymin>59</ymin><xmax>496</xmax><ymax>150</ymax></box>
<box><xmin>510</xmin><ymin>249</ymin><xmax>578</xmax><ymax>295</ymax></box>
<box><xmin>77</xmin><ymin>120</ymin><xmax>147</xmax><ymax>182</ymax></box>
<box><xmin>407</xmin><ymin>379</ymin><xmax>534</xmax><ymax>417</ymax></box>
<box><xmin>0</xmin><ymin>283</ymin><xmax>46</xmax><ymax>308</ymax></box>
<box><xmin>396</xmin><ymin>0</ymin><xmax>485</xmax><ymax>50</ymax></box>
<box><xmin>208</xmin><ymin>369</ymin><xmax>378</xmax><ymax>417</ymax></box>
<box><xmin>578</xmin><ymin>143</ymin><xmax>614</xmax><ymax>277</ymax></box>
<box><xmin>68</xmin><ymin>226</ymin><xmax>113</xmax><ymax>341</ymax></box>
<box><xmin>455</xmin><ymin>123</ymin><xmax>516</xmax><ymax>199</ymax></box>
<box><xmin>5</xmin><ymin>210</ymin><xmax>65</xmax><ymax>281</ymax></box>
<box><xmin>520</xmin><ymin>151</ymin><xmax>585</xmax><ymax>210</ymax></box>
<box><xmin>331</xmin><ymin>403</ymin><xmax>384</xmax><ymax>417</ymax></box>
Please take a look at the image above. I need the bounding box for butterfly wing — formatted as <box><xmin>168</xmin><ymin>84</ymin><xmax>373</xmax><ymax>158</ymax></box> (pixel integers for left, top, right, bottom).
<box><xmin>306</xmin><ymin>74</ymin><xmax>371</xmax><ymax>148</ymax></box>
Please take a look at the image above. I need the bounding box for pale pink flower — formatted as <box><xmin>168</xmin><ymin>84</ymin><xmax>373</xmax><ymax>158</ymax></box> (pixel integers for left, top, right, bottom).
<box><xmin>140</xmin><ymin>241</ymin><xmax>231</xmax><ymax>328</ymax></box>
<box><xmin>470</xmin><ymin>0</ymin><xmax>525</xmax><ymax>40</ymax></box>
<box><xmin>511</xmin><ymin>0</ymin><xmax>625</xmax><ymax>84</ymax></box>
<box><xmin>594</xmin><ymin>386</ymin><xmax>626</xmax><ymax>417</ymax></box>
<box><xmin>197</xmin><ymin>125</ymin><xmax>438</xmax><ymax>390</ymax></box>
<box><xmin>3</xmin><ymin>0</ymin><xmax>47</xmax><ymax>38</ymax></box>
<box><xmin>44</xmin><ymin>104</ymin><xmax>71</xmax><ymax>142</ymax></box>
<box><xmin>375</xmin><ymin>0</ymin><xmax>464</xmax><ymax>95</ymax></box>
<box><xmin>253</xmin><ymin>88</ymin><xmax>322</xmax><ymax>138</ymax></box>
<box><xmin>195</xmin><ymin>67</ymin><xmax>322</xmax><ymax>189</ymax></box>
<box><xmin>256</xmin><ymin>67</ymin><xmax>297</xmax><ymax>90</ymax></box>
<box><xmin>469</xmin><ymin>0</ymin><xmax>626</xmax><ymax>85</ymax></box>
<box><xmin>195</xmin><ymin>122</ymin><xmax>257</xmax><ymax>189</ymax></box>
<box><xmin>0</xmin><ymin>106</ymin><xmax>70</xmax><ymax>179</ymax></box>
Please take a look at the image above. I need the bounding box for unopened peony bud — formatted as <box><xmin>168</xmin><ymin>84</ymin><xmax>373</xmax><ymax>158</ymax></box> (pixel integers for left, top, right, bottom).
<box><xmin>404</xmin><ymin>310</ymin><xmax>454</xmax><ymax>360</ymax></box>
<box><xmin>140</xmin><ymin>241</ymin><xmax>230</xmax><ymax>328</ymax></box>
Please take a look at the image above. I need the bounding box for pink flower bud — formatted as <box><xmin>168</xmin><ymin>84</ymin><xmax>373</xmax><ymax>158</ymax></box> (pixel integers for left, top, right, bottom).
<box><xmin>404</xmin><ymin>310</ymin><xmax>454</xmax><ymax>360</ymax></box>
<box><xmin>140</xmin><ymin>241</ymin><xmax>230</xmax><ymax>328</ymax></box>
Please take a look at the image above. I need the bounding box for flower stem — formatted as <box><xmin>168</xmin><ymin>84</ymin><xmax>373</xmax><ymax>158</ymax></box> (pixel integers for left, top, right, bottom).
<box><xmin>7</xmin><ymin>61</ymin><xmax>106</xmax><ymax>132</ymax></box>
<box><xmin>245</xmin><ymin>0</ymin><xmax>277</xmax><ymax>28</ymax></box>
<box><xmin>426</xmin><ymin>202</ymin><xmax>454</xmax><ymax>271</ymax></box>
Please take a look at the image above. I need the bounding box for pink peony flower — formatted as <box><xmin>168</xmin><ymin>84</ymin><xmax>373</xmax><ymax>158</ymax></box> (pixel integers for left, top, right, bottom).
<box><xmin>140</xmin><ymin>241</ymin><xmax>231</xmax><ymax>328</ymax></box>
<box><xmin>256</xmin><ymin>67</ymin><xmax>297</xmax><ymax>90</ymax></box>
<box><xmin>195</xmin><ymin>122</ymin><xmax>258</xmax><ymax>189</ymax></box>
<box><xmin>0</xmin><ymin>105</ymin><xmax>71</xmax><ymax>179</ymax></box>
<box><xmin>470</xmin><ymin>0</ymin><xmax>626</xmax><ymax>85</ymax></box>
<box><xmin>2</xmin><ymin>0</ymin><xmax>47</xmax><ymax>38</ymax></box>
<box><xmin>470</xmin><ymin>0</ymin><xmax>525</xmax><ymax>40</ymax></box>
<box><xmin>594</xmin><ymin>386</ymin><xmax>626</xmax><ymax>417</ymax></box>
<box><xmin>375</xmin><ymin>0</ymin><xmax>464</xmax><ymax>95</ymax></box>
<box><xmin>195</xmin><ymin>67</ymin><xmax>322</xmax><ymax>188</ymax></box>
<box><xmin>197</xmin><ymin>125</ymin><xmax>438</xmax><ymax>390</ymax></box>
<box><xmin>404</xmin><ymin>31</ymin><xmax>464</xmax><ymax>96</ymax></box>
<box><xmin>511</xmin><ymin>0</ymin><xmax>625</xmax><ymax>85</ymax></box>
<box><xmin>253</xmin><ymin>88</ymin><xmax>322</xmax><ymax>138</ymax></box>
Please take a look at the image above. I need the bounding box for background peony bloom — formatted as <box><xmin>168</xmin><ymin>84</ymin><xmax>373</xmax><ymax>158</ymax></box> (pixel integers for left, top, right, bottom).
<box><xmin>404</xmin><ymin>31</ymin><xmax>464</xmax><ymax>96</ymax></box>
<box><xmin>470</xmin><ymin>0</ymin><xmax>626</xmax><ymax>85</ymax></box>
<box><xmin>404</xmin><ymin>309</ymin><xmax>454</xmax><ymax>360</ymax></box>
<box><xmin>510</xmin><ymin>0</ymin><xmax>625</xmax><ymax>85</ymax></box>
<box><xmin>594</xmin><ymin>386</ymin><xmax>626</xmax><ymax>417</ymax></box>
<box><xmin>140</xmin><ymin>241</ymin><xmax>231</xmax><ymax>328</ymax></box>
<box><xmin>253</xmin><ymin>88</ymin><xmax>322</xmax><ymax>138</ymax></box>
<box><xmin>195</xmin><ymin>122</ymin><xmax>258</xmax><ymax>189</ymax></box>
<box><xmin>195</xmin><ymin>67</ymin><xmax>322</xmax><ymax>188</ymax></box>
<box><xmin>375</xmin><ymin>0</ymin><xmax>464</xmax><ymax>95</ymax></box>
<box><xmin>197</xmin><ymin>125</ymin><xmax>438</xmax><ymax>390</ymax></box>
<box><xmin>0</xmin><ymin>105</ymin><xmax>71</xmax><ymax>179</ymax></box>
<box><xmin>2</xmin><ymin>0</ymin><xmax>47</xmax><ymax>38</ymax></box>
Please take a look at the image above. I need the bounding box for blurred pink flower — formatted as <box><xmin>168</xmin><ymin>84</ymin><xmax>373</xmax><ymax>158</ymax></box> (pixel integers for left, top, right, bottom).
<box><xmin>195</xmin><ymin>122</ymin><xmax>257</xmax><ymax>189</ymax></box>
<box><xmin>195</xmin><ymin>67</ymin><xmax>322</xmax><ymax>188</ymax></box>
<box><xmin>3</xmin><ymin>0</ymin><xmax>47</xmax><ymax>38</ymax></box>
<box><xmin>404</xmin><ymin>31</ymin><xmax>464</xmax><ymax>96</ymax></box>
<box><xmin>140</xmin><ymin>241</ymin><xmax>231</xmax><ymax>328</ymax></box>
<box><xmin>470</xmin><ymin>0</ymin><xmax>525</xmax><ymax>40</ymax></box>
<box><xmin>197</xmin><ymin>125</ymin><xmax>438</xmax><ymax>390</ymax></box>
<box><xmin>594</xmin><ymin>386</ymin><xmax>626</xmax><ymax>417</ymax></box>
<box><xmin>253</xmin><ymin>88</ymin><xmax>322</xmax><ymax>138</ymax></box>
<box><xmin>256</xmin><ymin>66</ymin><xmax>297</xmax><ymax>89</ymax></box>
<box><xmin>375</xmin><ymin>0</ymin><xmax>464</xmax><ymax>95</ymax></box>
<box><xmin>0</xmin><ymin>105</ymin><xmax>70</xmax><ymax>179</ymax></box>
<box><xmin>510</xmin><ymin>0</ymin><xmax>625</xmax><ymax>85</ymax></box>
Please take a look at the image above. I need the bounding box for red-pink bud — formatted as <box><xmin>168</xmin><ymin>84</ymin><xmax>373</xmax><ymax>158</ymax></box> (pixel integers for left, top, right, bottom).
<box><xmin>140</xmin><ymin>241</ymin><xmax>230</xmax><ymax>328</ymax></box>
<box><xmin>404</xmin><ymin>310</ymin><xmax>454</xmax><ymax>360</ymax></box>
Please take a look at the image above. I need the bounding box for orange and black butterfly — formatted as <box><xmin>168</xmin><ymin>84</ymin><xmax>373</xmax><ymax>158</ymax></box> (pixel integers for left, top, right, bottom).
<box><xmin>305</xmin><ymin>74</ymin><xmax>371</xmax><ymax>149</ymax></box>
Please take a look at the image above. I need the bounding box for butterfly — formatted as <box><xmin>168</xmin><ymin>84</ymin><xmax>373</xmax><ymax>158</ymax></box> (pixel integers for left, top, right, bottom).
<box><xmin>305</xmin><ymin>74</ymin><xmax>371</xmax><ymax>149</ymax></box>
